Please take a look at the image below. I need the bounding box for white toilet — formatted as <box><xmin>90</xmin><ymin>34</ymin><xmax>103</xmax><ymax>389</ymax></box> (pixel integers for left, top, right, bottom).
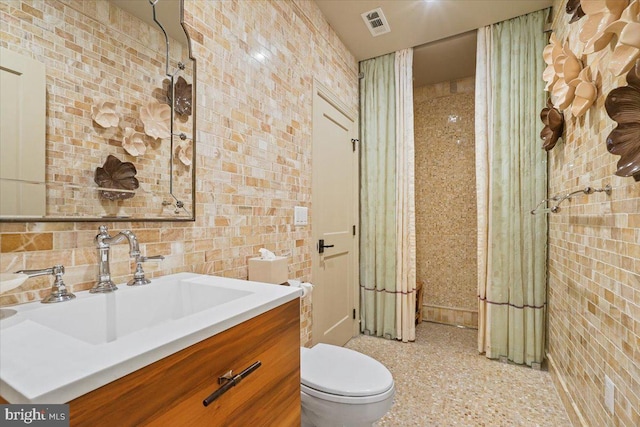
<box><xmin>300</xmin><ymin>343</ymin><xmax>395</xmax><ymax>427</ymax></box>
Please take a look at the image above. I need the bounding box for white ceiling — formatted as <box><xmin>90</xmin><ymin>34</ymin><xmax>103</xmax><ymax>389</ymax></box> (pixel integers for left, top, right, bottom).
<box><xmin>315</xmin><ymin>0</ymin><xmax>553</xmax><ymax>87</ymax></box>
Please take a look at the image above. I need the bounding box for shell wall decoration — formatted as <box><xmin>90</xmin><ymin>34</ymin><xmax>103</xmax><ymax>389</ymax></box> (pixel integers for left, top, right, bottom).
<box><xmin>91</xmin><ymin>100</ymin><xmax>119</xmax><ymax>128</ymax></box>
<box><xmin>177</xmin><ymin>141</ymin><xmax>193</xmax><ymax>166</ymax></box>
<box><xmin>140</xmin><ymin>99</ymin><xmax>171</xmax><ymax>140</ymax></box>
<box><xmin>568</xmin><ymin>67</ymin><xmax>598</xmax><ymax>117</ymax></box>
<box><xmin>543</xmin><ymin>33</ymin><xmax>563</xmax><ymax>91</ymax></box>
<box><xmin>604</xmin><ymin>60</ymin><xmax>640</xmax><ymax>180</ymax></box>
<box><xmin>94</xmin><ymin>155</ymin><xmax>140</xmax><ymax>200</ymax></box>
<box><xmin>122</xmin><ymin>128</ymin><xmax>147</xmax><ymax>157</ymax></box>
<box><xmin>544</xmin><ymin>0</ymin><xmax>640</xmax><ymax>181</ymax></box>
<box><xmin>602</xmin><ymin>0</ymin><xmax>640</xmax><ymax>76</ymax></box>
<box><xmin>551</xmin><ymin>42</ymin><xmax>583</xmax><ymax>110</ymax></box>
<box><xmin>171</xmin><ymin>76</ymin><xmax>192</xmax><ymax>117</ymax></box>
<box><xmin>579</xmin><ymin>0</ymin><xmax>629</xmax><ymax>54</ymax></box>
<box><xmin>540</xmin><ymin>99</ymin><xmax>565</xmax><ymax>151</ymax></box>
<box><xmin>90</xmin><ymin>82</ymin><xmax>191</xmax><ymax>206</ymax></box>
<box><xmin>566</xmin><ymin>0</ymin><xmax>586</xmax><ymax>22</ymax></box>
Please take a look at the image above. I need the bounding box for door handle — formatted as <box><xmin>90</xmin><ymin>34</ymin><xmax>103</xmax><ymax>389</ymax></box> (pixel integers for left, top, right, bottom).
<box><xmin>318</xmin><ymin>239</ymin><xmax>334</xmax><ymax>254</ymax></box>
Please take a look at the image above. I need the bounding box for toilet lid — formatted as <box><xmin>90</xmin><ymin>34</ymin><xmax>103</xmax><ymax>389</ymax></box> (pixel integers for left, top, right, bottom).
<box><xmin>300</xmin><ymin>344</ymin><xmax>394</xmax><ymax>397</ymax></box>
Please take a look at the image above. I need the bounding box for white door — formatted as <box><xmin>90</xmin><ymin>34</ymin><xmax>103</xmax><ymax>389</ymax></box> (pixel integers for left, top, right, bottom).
<box><xmin>0</xmin><ymin>47</ymin><xmax>46</xmax><ymax>217</ymax></box>
<box><xmin>311</xmin><ymin>82</ymin><xmax>359</xmax><ymax>347</ymax></box>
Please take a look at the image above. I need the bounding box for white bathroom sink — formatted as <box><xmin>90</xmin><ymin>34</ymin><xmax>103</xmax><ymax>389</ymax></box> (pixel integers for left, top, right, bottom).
<box><xmin>26</xmin><ymin>279</ymin><xmax>252</xmax><ymax>345</ymax></box>
<box><xmin>0</xmin><ymin>273</ymin><xmax>301</xmax><ymax>404</ymax></box>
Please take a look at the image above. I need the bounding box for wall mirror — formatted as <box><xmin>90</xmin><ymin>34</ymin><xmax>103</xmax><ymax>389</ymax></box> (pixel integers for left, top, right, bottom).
<box><xmin>0</xmin><ymin>0</ymin><xmax>196</xmax><ymax>221</ymax></box>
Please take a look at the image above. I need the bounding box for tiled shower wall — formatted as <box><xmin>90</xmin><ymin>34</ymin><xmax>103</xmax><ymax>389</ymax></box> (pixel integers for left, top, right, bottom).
<box><xmin>0</xmin><ymin>0</ymin><xmax>359</xmax><ymax>347</ymax></box>
<box><xmin>414</xmin><ymin>77</ymin><xmax>478</xmax><ymax>328</ymax></box>
<box><xmin>547</xmin><ymin>1</ymin><xmax>640</xmax><ymax>426</ymax></box>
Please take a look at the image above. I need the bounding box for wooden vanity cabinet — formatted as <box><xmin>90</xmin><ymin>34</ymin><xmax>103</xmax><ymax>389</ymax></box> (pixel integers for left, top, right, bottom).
<box><xmin>69</xmin><ymin>298</ymin><xmax>301</xmax><ymax>427</ymax></box>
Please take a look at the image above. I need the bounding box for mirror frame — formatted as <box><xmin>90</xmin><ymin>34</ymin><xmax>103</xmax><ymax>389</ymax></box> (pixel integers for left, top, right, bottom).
<box><xmin>0</xmin><ymin>0</ymin><xmax>196</xmax><ymax>223</ymax></box>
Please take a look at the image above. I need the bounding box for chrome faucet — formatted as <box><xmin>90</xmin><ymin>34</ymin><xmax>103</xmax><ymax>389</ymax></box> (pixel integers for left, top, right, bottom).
<box><xmin>15</xmin><ymin>265</ymin><xmax>76</xmax><ymax>303</ymax></box>
<box><xmin>92</xmin><ymin>225</ymin><xmax>140</xmax><ymax>293</ymax></box>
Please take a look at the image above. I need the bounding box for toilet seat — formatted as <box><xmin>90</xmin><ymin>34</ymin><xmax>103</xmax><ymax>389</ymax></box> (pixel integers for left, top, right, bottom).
<box><xmin>300</xmin><ymin>344</ymin><xmax>395</xmax><ymax>404</ymax></box>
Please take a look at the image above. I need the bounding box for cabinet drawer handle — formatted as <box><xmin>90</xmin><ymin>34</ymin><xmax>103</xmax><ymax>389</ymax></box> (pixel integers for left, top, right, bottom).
<box><xmin>202</xmin><ymin>361</ymin><xmax>262</xmax><ymax>407</ymax></box>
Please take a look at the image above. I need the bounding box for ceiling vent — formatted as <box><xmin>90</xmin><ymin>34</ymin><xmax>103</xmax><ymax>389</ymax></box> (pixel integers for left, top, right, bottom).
<box><xmin>361</xmin><ymin>8</ymin><xmax>390</xmax><ymax>37</ymax></box>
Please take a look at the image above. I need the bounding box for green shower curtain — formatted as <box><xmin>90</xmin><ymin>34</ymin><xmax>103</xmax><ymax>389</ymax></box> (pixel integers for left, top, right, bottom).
<box><xmin>476</xmin><ymin>10</ymin><xmax>548</xmax><ymax>365</ymax></box>
<box><xmin>359</xmin><ymin>53</ymin><xmax>397</xmax><ymax>339</ymax></box>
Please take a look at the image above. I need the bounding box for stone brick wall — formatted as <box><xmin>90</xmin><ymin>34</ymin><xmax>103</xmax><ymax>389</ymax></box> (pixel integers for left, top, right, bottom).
<box><xmin>0</xmin><ymin>0</ymin><xmax>359</xmax><ymax>348</ymax></box>
<box><xmin>547</xmin><ymin>2</ymin><xmax>640</xmax><ymax>425</ymax></box>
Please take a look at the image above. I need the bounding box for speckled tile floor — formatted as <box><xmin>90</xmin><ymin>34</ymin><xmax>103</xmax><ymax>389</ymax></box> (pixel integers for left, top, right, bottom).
<box><xmin>345</xmin><ymin>322</ymin><xmax>571</xmax><ymax>427</ymax></box>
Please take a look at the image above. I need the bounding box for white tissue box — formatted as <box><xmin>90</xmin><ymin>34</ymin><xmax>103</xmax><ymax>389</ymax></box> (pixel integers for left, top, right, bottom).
<box><xmin>248</xmin><ymin>256</ymin><xmax>288</xmax><ymax>285</ymax></box>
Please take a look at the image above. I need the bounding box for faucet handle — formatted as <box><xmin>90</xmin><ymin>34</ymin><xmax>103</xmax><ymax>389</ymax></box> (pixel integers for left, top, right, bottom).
<box><xmin>16</xmin><ymin>264</ymin><xmax>63</xmax><ymax>278</ymax></box>
<box><xmin>15</xmin><ymin>265</ymin><xmax>76</xmax><ymax>304</ymax></box>
<box><xmin>139</xmin><ymin>255</ymin><xmax>165</xmax><ymax>262</ymax></box>
<box><xmin>127</xmin><ymin>255</ymin><xmax>165</xmax><ymax>286</ymax></box>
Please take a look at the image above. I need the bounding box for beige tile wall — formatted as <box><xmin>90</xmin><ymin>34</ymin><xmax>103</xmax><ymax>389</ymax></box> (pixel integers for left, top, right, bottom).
<box><xmin>0</xmin><ymin>0</ymin><xmax>359</xmax><ymax>348</ymax></box>
<box><xmin>547</xmin><ymin>2</ymin><xmax>640</xmax><ymax>426</ymax></box>
<box><xmin>414</xmin><ymin>77</ymin><xmax>478</xmax><ymax>327</ymax></box>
